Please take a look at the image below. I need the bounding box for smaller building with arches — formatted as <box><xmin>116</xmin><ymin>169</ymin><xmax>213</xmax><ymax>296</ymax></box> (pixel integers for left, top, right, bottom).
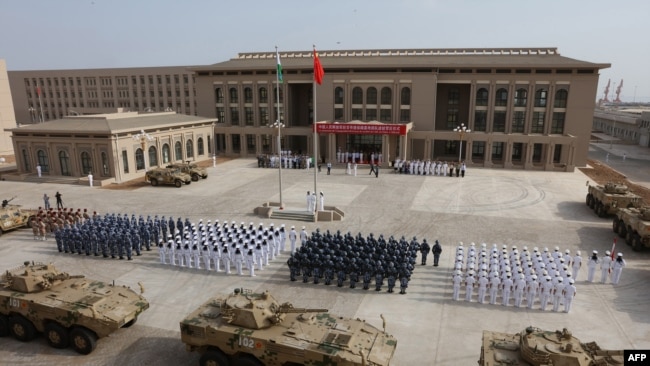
<box><xmin>6</xmin><ymin>111</ymin><xmax>216</xmax><ymax>184</ymax></box>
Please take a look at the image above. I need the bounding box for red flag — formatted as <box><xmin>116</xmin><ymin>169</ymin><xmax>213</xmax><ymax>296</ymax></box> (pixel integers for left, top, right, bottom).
<box><xmin>36</xmin><ymin>86</ymin><xmax>41</xmax><ymax>96</ymax></box>
<box><xmin>610</xmin><ymin>238</ymin><xmax>616</xmax><ymax>260</ymax></box>
<box><xmin>313</xmin><ymin>48</ymin><xmax>324</xmax><ymax>85</ymax></box>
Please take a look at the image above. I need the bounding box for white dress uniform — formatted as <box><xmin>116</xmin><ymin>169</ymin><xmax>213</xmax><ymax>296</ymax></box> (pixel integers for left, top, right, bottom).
<box><xmin>571</xmin><ymin>252</ymin><xmax>582</xmax><ymax>280</ymax></box>
<box><xmin>234</xmin><ymin>249</ymin><xmax>244</xmax><ymax>275</ymax></box>
<box><xmin>600</xmin><ymin>253</ymin><xmax>613</xmax><ymax>283</ymax></box>
<box><xmin>202</xmin><ymin>245</ymin><xmax>211</xmax><ymax>271</ymax></box>
<box><xmin>255</xmin><ymin>244</ymin><xmax>264</xmax><ymax>270</ymax></box>
<box><xmin>552</xmin><ymin>278</ymin><xmax>565</xmax><ymax>312</ymax></box>
<box><xmin>246</xmin><ymin>249</ymin><xmax>256</xmax><ymax>276</ymax></box>
<box><xmin>477</xmin><ymin>274</ymin><xmax>489</xmax><ymax>304</ymax></box>
<box><xmin>587</xmin><ymin>251</ymin><xmax>599</xmax><ymax>282</ymax></box>
<box><xmin>465</xmin><ymin>273</ymin><xmax>477</xmax><ymax>301</ymax></box>
<box><xmin>158</xmin><ymin>243</ymin><xmax>167</xmax><ymax>264</ymax></box>
<box><xmin>526</xmin><ymin>276</ymin><xmax>539</xmax><ymax>309</ymax></box>
<box><xmin>300</xmin><ymin>227</ymin><xmax>308</xmax><ymax>246</ymax></box>
<box><xmin>289</xmin><ymin>227</ymin><xmax>297</xmax><ymax>254</ymax></box>
<box><xmin>501</xmin><ymin>275</ymin><xmax>513</xmax><ymax>306</ymax></box>
<box><xmin>513</xmin><ymin>276</ymin><xmax>526</xmax><ymax>308</ymax></box>
<box><xmin>222</xmin><ymin>247</ymin><xmax>231</xmax><ymax>274</ymax></box>
<box><xmin>489</xmin><ymin>273</ymin><xmax>501</xmax><ymax>305</ymax></box>
<box><xmin>452</xmin><ymin>271</ymin><xmax>462</xmax><ymax>301</ymax></box>
<box><xmin>563</xmin><ymin>279</ymin><xmax>577</xmax><ymax>312</ymax></box>
<box><xmin>539</xmin><ymin>277</ymin><xmax>554</xmax><ymax>311</ymax></box>
<box><xmin>212</xmin><ymin>244</ymin><xmax>222</xmax><ymax>271</ymax></box>
<box><xmin>611</xmin><ymin>254</ymin><xmax>626</xmax><ymax>284</ymax></box>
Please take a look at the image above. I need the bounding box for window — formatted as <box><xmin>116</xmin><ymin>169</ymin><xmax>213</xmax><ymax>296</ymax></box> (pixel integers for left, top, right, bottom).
<box><xmin>175</xmin><ymin>141</ymin><xmax>182</xmax><ymax>161</ymax></box>
<box><xmin>554</xmin><ymin>89</ymin><xmax>568</xmax><ymax>108</ymax></box>
<box><xmin>493</xmin><ymin>111</ymin><xmax>506</xmax><ymax>132</ymax></box>
<box><xmin>446</xmin><ymin>108</ymin><xmax>459</xmax><ymax>130</ymax></box>
<box><xmin>162</xmin><ymin>144</ymin><xmax>170</xmax><ymax>163</ymax></box>
<box><xmin>246</xmin><ymin>134</ymin><xmax>255</xmax><ymax>152</ymax></box>
<box><xmin>230</xmin><ymin>107</ymin><xmax>240</xmax><ymax>125</ymax></box>
<box><xmin>512</xmin><ymin>111</ymin><xmax>525</xmax><ymax>133</ymax></box>
<box><xmin>366</xmin><ymin>109</ymin><xmax>377</xmax><ymax>121</ymax></box>
<box><xmin>208</xmin><ymin>136</ymin><xmax>212</xmax><ymax>154</ymax></box>
<box><xmin>59</xmin><ymin>151</ymin><xmax>71</xmax><ymax>176</ymax></box>
<box><xmin>198</xmin><ymin>137</ymin><xmax>204</xmax><ymax>155</ymax></box>
<box><xmin>380</xmin><ymin>87</ymin><xmax>392</xmax><ymax>104</ymax></box>
<box><xmin>448</xmin><ymin>88</ymin><xmax>459</xmax><ymax>105</ymax></box>
<box><xmin>244</xmin><ymin>87</ymin><xmax>253</xmax><ymax>103</ymax></box>
<box><xmin>551</xmin><ymin>112</ymin><xmax>565</xmax><ymax>134</ymax></box>
<box><xmin>534</xmin><ymin>88</ymin><xmax>548</xmax><ymax>107</ymax></box>
<box><xmin>533</xmin><ymin>144</ymin><xmax>543</xmax><ymax>163</ymax></box>
<box><xmin>476</xmin><ymin>88</ymin><xmax>488</xmax><ymax>106</ymax></box>
<box><xmin>400</xmin><ymin>109</ymin><xmax>410</xmax><ymax>122</ymax></box>
<box><xmin>217</xmin><ymin>107</ymin><xmax>225</xmax><ymax>123</ymax></box>
<box><xmin>531</xmin><ymin>112</ymin><xmax>545</xmax><ymax>133</ymax></box>
<box><xmin>400</xmin><ymin>87</ymin><xmax>411</xmax><ymax>105</ymax></box>
<box><xmin>101</xmin><ymin>152</ymin><xmax>109</xmax><ymax>175</ymax></box>
<box><xmin>474</xmin><ymin>111</ymin><xmax>487</xmax><ymax>132</ymax></box>
<box><xmin>553</xmin><ymin>145</ymin><xmax>562</xmax><ymax>163</ymax></box>
<box><xmin>514</xmin><ymin>88</ymin><xmax>527</xmax><ymax>107</ymax></box>
<box><xmin>81</xmin><ymin>151</ymin><xmax>92</xmax><ymax>174</ymax></box>
<box><xmin>334</xmin><ymin>108</ymin><xmax>344</xmax><ymax>121</ymax></box>
<box><xmin>491</xmin><ymin>142</ymin><xmax>504</xmax><ymax>160</ymax></box>
<box><xmin>37</xmin><ymin>150</ymin><xmax>49</xmax><ymax>172</ymax></box>
<box><xmin>229</xmin><ymin>87</ymin><xmax>238</xmax><ymax>103</ymax></box>
<box><xmin>259</xmin><ymin>107</ymin><xmax>269</xmax><ymax>125</ymax></box>
<box><xmin>366</xmin><ymin>87</ymin><xmax>377</xmax><ymax>104</ymax></box>
<box><xmin>472</xmin><ymin>141</ymin><xmax>485</xmax><ymax>159</ymax></box>
<box><xmin>334</xmin><ymin>87</ymin><xmax>344</xmax><ymax>104</ymax></box>
<box><xmin>512</xmin><ymin>143</ymin><xmax>523</xmax><ymax>161</ymax></box>
<box><xmin>245</xmin><ymin>107</ymin><xmax>254</xmax><ymax>125</ymax></box>
<box><xmin>495</xmin><ymin>88</ymin><xmax>508</xmax><ymax>106</ymax></box>
<box><xmin>22</xmin><ymin>149</ymin><xmax>30</xmax><ymax>172</ymax></box>
<box><xmin>259</xmin><ymin>87</ymin><xmax>268</xmax><ymax>103</ymax></box>
<box><xmin>231</xmin><ymin>134</ymin><xmax>241</xmax><ymax>153</ymax></box>
<box><xmin>380</xmin><ymin>109</ymin><xmax>392</xmax><ymax>122</ymax></box>
<box><xmin>352</xmin><ymin>108</ymin><xmax>363</xmax><ymax>120</ymax></box>
<box><xmin>122</xmin><ymin>150</ymin><xmax>129</xmax><ymax>173</ymax></box>
<box><xmin>148</xmin><ymin>146</ymin><xmax>158</xmax><ymax>166</ymax></box>
<box><xmin>352</xmin><ymin>87</ymin><xmax>363</xmax><ymax>104</ymax></box>
<box><xmin>135</xmin><ymin>148</ymin><xmax>144</xmax><ymax>170</ymax></box>
<box><xmin>186</xmin><ymin>140</ymin><xmax>194</xmax><ymax>158</ymax></box>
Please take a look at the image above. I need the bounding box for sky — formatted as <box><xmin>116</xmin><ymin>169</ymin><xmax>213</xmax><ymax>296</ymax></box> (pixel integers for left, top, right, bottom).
<box><xmin>1</xmin><ymin>0</ymin><xmax>649</xmax><ymax>102</ymax></box>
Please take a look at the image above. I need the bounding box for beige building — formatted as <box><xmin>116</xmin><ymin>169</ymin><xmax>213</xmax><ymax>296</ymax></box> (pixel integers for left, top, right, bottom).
<box><xmin>7</xmin><ymin>66</ymin><xmax>198</xmax><ymax>124</ymax></box>
<box><xmin>593</xmin><ymin>108</ymin><xmax>650</xmax><ymax>147</ymax></box>
<box><xmin>6</xmin><ymin>112</ymin><xmax>216</xmax><ymax>184</ymax></box>
<box><xmin>0</xmin><ymin>59</ymin><xmax>17</xmax><ymax>155</ymax></box>
<box><xmin>194</xmin><ymin>47</ymin><xmax>609</xmax><ymax>171</ymax></box>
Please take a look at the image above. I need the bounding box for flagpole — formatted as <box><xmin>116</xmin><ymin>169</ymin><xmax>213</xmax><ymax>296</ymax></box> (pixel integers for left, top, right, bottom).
<box><xmin>275</xmin><ymin>46</ymin><xmax>284</xmax><ymax>209</ymax></box>
<box><xmin>37</xmin><ymin>83</ymin><xmax>45</xmax><ymax>123</ymax></box>
<box><xmin>313</xmin><ymin>46</ymin><xmax>318</xmax><ymax>213</ymax></box>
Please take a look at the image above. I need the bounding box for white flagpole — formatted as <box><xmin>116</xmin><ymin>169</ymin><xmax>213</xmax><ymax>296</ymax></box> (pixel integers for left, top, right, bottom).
<box><xmin>275</xmin><ymin>46</ymin><xmax>284</xmax><ymax>209</ymax></box>
<box><xmin>37</xmin><ymin>82</ymin><xmax>45</xmax><ymax>123</ymax></box>
<box><xmin>313</xmin><ymin>47</ymin><xmax>318</xmax><ymax>213</ymax></box>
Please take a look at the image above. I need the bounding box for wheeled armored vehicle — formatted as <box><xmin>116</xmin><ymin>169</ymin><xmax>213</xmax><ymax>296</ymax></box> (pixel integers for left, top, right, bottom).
<box><xmin>613</xmin><ymin>206</ymin><xmax>650</xmax><ymax>251</ymax></box>
<box><xmin>145</xmin><ymin>167</ymin><xmax>191</xmax><ymax>187</ymax></box>
<box><xmin>167</xmin><ymin>162</ymin><xmax>208</xmax><ymax>182</ymax></box>
<box><xmin>586</xmin><ymin>182</ymin><xmax>642</xmax><ymax>217</ymax></box>
<box><xmin>0</xmin><ymin>199</ymin><xmax>37</xmax><ymax>236</ymax></box>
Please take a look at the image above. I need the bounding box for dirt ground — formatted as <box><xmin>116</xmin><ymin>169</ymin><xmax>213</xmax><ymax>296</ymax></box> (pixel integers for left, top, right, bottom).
<box><xmin>579</xmin><ymin>159</ymin><xmax>650</xmax><ymax>205</ymax></box>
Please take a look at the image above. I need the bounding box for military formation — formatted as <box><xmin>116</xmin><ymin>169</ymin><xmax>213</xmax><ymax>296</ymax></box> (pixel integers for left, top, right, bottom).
<box><xmin>30</xmin><ymin>207</ymin><xmax>94</xmax><ymax>241</ymax></box>
<box><xmin>393</xmin><ymin>158</ymin><xmax>467</xmax><ymax>177</ymax></box>
<box><xmin>585</xmin><ymin>249</ymin><xmax>627</xmax><ymax>285</ymax></box>
<box><xmin>451</xmin><ymin>243</ymin><xmax>580</xmax><ymax>312</ymax></box>
<box><xmin>286</xmin><ymin>230</ymin><xmax>424</xmax><ymax>294</ymax></box>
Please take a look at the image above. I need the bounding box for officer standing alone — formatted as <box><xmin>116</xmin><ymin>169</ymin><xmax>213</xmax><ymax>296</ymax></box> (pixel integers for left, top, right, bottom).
<box><xmin>432</xmin><ymin>240</ymin><xmax>442</xmax><ymax>267</ymax></box>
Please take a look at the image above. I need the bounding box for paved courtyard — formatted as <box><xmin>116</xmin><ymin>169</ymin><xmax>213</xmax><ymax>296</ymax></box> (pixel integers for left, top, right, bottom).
<box><xmin>1</xmin><ymin>158</ymin><xmax>649</xmax><ymax>366</ymax></box>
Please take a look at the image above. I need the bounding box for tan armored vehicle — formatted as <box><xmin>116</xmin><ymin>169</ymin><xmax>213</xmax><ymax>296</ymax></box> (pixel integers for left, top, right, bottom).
<box><xmin>479</xmin><ymin>326</ymin><xmax>623</xmax><ymax>366</ymax></box>
<box><xmin>167</xmin><ymin>162</ymin><xmax>208</xmax><ymax>182</ymax></box>
<box><xmin>0</xmin><ymin>198</ymin><xmax>37</xmax><ymax>236</ymax></box>
<box><xmin>0</xmin><ymin>262</ymin><xmax>149</xmax><ymax>354</ymax></box>
<box><xmin>180</xmin><ymin>288</ymin><xmax>397</xmax><ymax>366</ymax></box>
<box><xmin>145</xmin><ymin>167</ymin><xmax>191</xmax><ymax>187</ymax></box>
<box><xmin>613</xmin><ymin>206</ymin><xmax>650</xmax><ymax>251</ymax></box>
<box><xmin>586</xmin><ymin>182</ymin><xmax>642</xmax><ymax>217</ymax></box>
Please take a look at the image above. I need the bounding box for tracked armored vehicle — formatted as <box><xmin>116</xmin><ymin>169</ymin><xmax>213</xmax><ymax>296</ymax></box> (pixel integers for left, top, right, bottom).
<box><xmin>586</xmin><ymin>182</ymin><xmax>642</xmax><ymax>217</ymax></box>
<box><xmin>478</xmin><ymin>326</ymin><xmax>623</xmax><ymax>366</ymax></box>
<box><xmin>167</xmin><ymin>162</ymin><xmax>208</xmax><ymax>181</ymax></box>
<box><xmin>613</xmin><ymin>206</ymin><xmax>650</xmax><ymax>251</ymax></box>
<box><xmin>0</xmin><ymin>262</ymin><xmax>149</xmax><ymax>354</ymax></box>
<box><xmin>0</xmin><ymin>200</ymin><xmax>37</xmax><ymax>236</ymax></box>
<box><xmin>180</xmin><ymin>288</ymin><xmax>397</xmax><ymax>366</ymax></box>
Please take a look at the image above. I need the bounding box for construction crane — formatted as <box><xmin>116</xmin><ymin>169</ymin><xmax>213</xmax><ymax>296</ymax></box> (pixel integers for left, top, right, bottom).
<box><xmin>601</xmin><ymin>79</ymin><xmax>611</xmax><ymax>103</ymax></box>
<box><xmin>614</xmin><ymin>79</ymin><xmax>623</xmax><ymax>103</ymax></box>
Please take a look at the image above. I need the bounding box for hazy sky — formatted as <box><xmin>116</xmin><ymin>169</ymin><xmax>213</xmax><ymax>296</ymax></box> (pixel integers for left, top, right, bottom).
<box><xmin>1</xmin><ymin>0</ymin><xmax>648</xmax><ymax>102</ymax></box>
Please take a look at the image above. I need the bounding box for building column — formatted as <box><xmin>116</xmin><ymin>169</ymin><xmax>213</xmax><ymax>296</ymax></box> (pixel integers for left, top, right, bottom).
<box><xmin>225</xmin><ymin>134</ymin><xmax>232</xmax><ymax>155</ymax></box>
<box><xmin>524</xmin><ymin>142</ymin><xmax>533</xmax><ymax>169</ymax></box>
<box><xmin>545</xmin><ymin>143</ymin><xmax>555</xmax><ymax>170</ymax></box>
<box><xmin>504</xmin><ymin>141</ymin><xmax>513</xmax><ymax>168</ymax></box>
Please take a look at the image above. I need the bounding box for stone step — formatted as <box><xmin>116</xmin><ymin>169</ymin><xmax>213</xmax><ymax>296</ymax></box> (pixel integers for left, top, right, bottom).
<box><xmin>23</xmin><ymin>175</ymin><xmax>80</xmax><ymax>184</ymax></box>
<box><xmin>270</xmin><ymin>210</ymin><xmax>315</xmax><ymax>222</ymax></box>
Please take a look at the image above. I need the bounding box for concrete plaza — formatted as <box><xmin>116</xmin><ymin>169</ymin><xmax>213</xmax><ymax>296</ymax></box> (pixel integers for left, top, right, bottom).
<box><xmin>0</xmin><ymin>157</ymin><xmax>648</xmax><ymax>366</ymax></box>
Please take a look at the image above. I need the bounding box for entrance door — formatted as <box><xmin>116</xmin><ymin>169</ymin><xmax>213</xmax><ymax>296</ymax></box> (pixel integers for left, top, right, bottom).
<box><xmin>345</xmin><ymin>135</ymin><xmax>382</xmax><ymax>163</ymax></box>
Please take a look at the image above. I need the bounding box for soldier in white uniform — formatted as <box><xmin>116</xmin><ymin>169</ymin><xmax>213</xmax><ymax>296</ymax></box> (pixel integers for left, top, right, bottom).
<box><xmin>222</xmin><ymin>246</ymin><xmax>231</xmax><ymax>274</ymax></box>
<box><xmin>255</xmin><ymin>243</ymin><xmax>264</xmax><ymax>270</ymax></box>
<box><xmin>279</xmin><ymin>224</ymin><xmax>287</xmax><ymax>252</ymax></box>
<box><xmin>246</xmin><ymin>249</ymin><xmax>256</xmax><ymax>277</ymax></box>
<box><xmin>513</xmin><ymin>274</ymin><xmax>526</xmax><ymax>308</ymax></box>
<box><xmin>600</xmin><ymin>250</ymin><xmax>613</xmax><ymax>283</ymax></box>
<box><xmin>465</xmin><ymin>271</ymin><xmax>476</xmax><ymax>302</ymax></box>
<box><xmin>202</xmin><ymin>244</ymin><xmax>211</xmax><ymax>270</ymax></box>
<box><xmin>563</xmin><ymin>278</ymin><xmax>577</xmax><ymax>312</ymax></box>
<box><xmin>289</xmin><ymin>226</ymin><xmax>297</xmax><ymax>254</ymax></box>
<box><xmin>212</xmin><ymin>243</ymin><xmax>222</xmax><ymax>272</ymax></box>
<box><xmin>488</xmin><ymin>272</ymin><xmax>501</xmax><ymax>305</ymax></box>
<box><xmin>539</xmin><ymin>276</ymin><xmax>554</xmax><ymax>311</ymax></box>
<box><xmin>306</xmin><ymin>191</ymin><xmax>312</xmax><ymax>211</ymax></box>
<box><xmin>158</xmin><ymin>242</ymin><xmax>167</xmax><ymax>264</ymax></box>
<box><xmin>452</xmin><ymin>270</ymin><xmax>462</xmax><ymax>301</ymax></box>
<box><xmin>234</xmin><ymin>247</ymin><xmax>244</xmax><ymax>275</ymax></box>
<box><xmin>501</xmin><ymin>274</ymin><xmax>513</xmax><ymax>306</ymax></box>
<box><xmin>477</xmin><ymin>272</ymin><xmax>489</xmax><ymax>304</ymax></box>
<box><xmin>571</xmin><ymin>251</ymin><xmax>582</xmax><ymax>280</ymax></box>
<box><xmin>300</xmin><ymin>226</ymin><xmax>308</xmax><ymax>246</ymax></box>
<box><xmin>587</xmin><ymin>250</ymin><xmax>599</xmax><ymax>282</ymax></box>
<box><xmin>552</xmin><ymin>277</ymin><xmax>565</xmax><ymax>312</ymax></box>
<box><xmin>526</xmin><ymin>274</ymin><xmax>539</xmax><ymax>309</ymax></box>
<box><xmin>611</xmin><ymin>253</ymin><xmax>626</xmax><ymax>285</ymax></box>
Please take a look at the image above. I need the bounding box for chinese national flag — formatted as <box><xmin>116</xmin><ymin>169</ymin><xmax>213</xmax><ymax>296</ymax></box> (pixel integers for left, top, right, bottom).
<box><xmin>36</xmin><ymin>86</ymin><xmax>41</xmax><ymax>96</ymax></box>
<box><xmin>313</xmin><ymin>48</ymin><xmax>324</xmax><ymax>85</ymax></box>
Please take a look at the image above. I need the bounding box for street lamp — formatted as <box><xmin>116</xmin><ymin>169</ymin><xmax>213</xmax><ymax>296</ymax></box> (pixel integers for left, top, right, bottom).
<box><xmin>610</xmin><ymin>115</ymin><xmax>617</xmax><ymax>149</ymax></box>
<box><xmin>453</xmin><ymin>123</ymin><xmax>471</xmax><ymax>163</ymax></box>
<box><xmin>133</xmin><ymin>129</ymin><xmax>154</xmax><ymax>169</ymax></box>
<box><xmin>28</xmin><ymin>107</ymin><xmax>35</xmax><ymax>123</ymax></box>
<box><xmin>270</xmin><ymin>120</ymin><xmax>285</xmax><ymax>209</ymax></box>
<box><xmin>212</xmin><ymin>118</ymin><xmax>218</xmax><ymax>167</ymax></box>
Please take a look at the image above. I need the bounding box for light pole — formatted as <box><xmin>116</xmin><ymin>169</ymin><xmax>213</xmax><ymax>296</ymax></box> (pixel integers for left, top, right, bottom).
<box><xmin>610</xmin><ymin>115</ymin><xmax>617</xmax><ymax>149</ymax></box>
<box><xmin>270</xmin><ymin>120</ymin><xmax>285</xmax><ymax>209</ymax></box>
<box><xmin>28</xmin><ymin>107</ymin><xmax>35</xmax><ymax>123</ymax></box>
<box><xmin>133</xmin><ymin>129</ymin><xmax>154</xmax><ymax>169</ymax></box>
<box><xmin>212</xmin><ymin>118</ymin><xmax>218</xmax><ymax>167</ymax></box>
<box><xmin>453</xmin><ymin>123</ymin><xmax>471</xmax><ymax>163</ymax></box>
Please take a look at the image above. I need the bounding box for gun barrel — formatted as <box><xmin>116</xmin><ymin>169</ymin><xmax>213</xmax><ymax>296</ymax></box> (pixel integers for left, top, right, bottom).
<box><xmin>280</xmin><ymin>308</ymin><xmax>328</xmax><ymax>313</ymax></box>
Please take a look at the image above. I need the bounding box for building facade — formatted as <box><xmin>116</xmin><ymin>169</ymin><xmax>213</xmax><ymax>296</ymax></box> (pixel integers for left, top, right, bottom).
<box><xmin>7</xmin><ymin>66</ymin><xmax>198</xmax><ymax>125</ymax></box>
<box><xmin>194</xmin><ymin>48</ymin><xmax>609</xmax><ymax>171</ymax></box>
<box><xmin>0</xmin><ymin>59</ymin><xmax>17</xmax><ymax>155</ymax></box>
<box><xmin>6</xmin><ymin>112</ymin><xmax>216</xmax><ymax>184</ymax></box>
<box><xmin>592</xmin><ymin>109</ymin><xmax>650</xmax><ymax>147</ymax></box>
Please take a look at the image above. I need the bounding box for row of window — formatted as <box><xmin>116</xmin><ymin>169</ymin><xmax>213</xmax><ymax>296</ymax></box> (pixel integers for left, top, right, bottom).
<box><xmin>335</xmin><ymin>86</ymin><xmax>410</xmax><ymax>106</ymax></box>
<box><xmin>127</xmin><ymin>139</ymin><xmax>207</xmax><ymax>172</ymax></box>
<box><xmin>215</xmin><ymin>86</ymin><xmax>281</xmax><ymax>105</ymax></box>
<box><xmin>469</xmin><ymin>142</ymin><xmax>562</xmax><ymax>163</ymax></box>
<box><xmin>25</xmin><ymin>149</ymin><xmax>110</xmax><ymax>177</ymax></box>
<box><xmin>475</xmin><ymin>88</ymin><xmax>568</xmax><ymax>108</ymax></box>
<box><xmin>25</xmin><ymin>74</ymin><xmax>192</xmax><ymax>88</ymax></box>
<box><xmin>472</xmin><ymin>111</ymin><xmax>565</xmax><ymax>134</ymax></box>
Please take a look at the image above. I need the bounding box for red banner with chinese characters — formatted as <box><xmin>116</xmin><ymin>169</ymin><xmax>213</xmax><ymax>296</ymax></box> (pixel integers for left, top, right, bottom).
<box><xmin>316</xmin><ymin>123</ymin><xmax>407</xmax><ymax>135</ymax></box>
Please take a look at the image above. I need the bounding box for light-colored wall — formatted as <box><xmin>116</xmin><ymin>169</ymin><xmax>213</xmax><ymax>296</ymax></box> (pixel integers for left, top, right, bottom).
<box><xmin>0</xmin><ymin>59</ymin><xmax>17</xmax><ymax>155</ymax></box>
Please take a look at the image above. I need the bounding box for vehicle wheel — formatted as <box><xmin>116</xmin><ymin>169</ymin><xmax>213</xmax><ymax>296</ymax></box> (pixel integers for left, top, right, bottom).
<box><xmin>612</xmin><ymin>219</ymin><xmax>619</xmax><ymax>233</ymax></box>
<box><xmin>589</xmin><ymin>197</ymin><xmax>595</xmax><ymax>209</ymax></box>
<box><xmin>233</xmin><ymin>354</ymin><xmax>263</xmax><ymax>366</ymax></box>
<box><xmin>192</xmin><ymin>174</ymin><xmax>199</xmax><ymax>182</ymax></box>
<box><xmin>9</xmin><ymin>316</ymin><xmax>37</xmax><ymax>342</ymax></box>
<box><xmin>44</xmin><ymin>322</ymin><xmax>69</xmax><ymax>349</ymax></box>
<box><xmin>631</xmin><ymin>234</ymin><xmax>642</xmax><ymax>252</ymax></box>
<box><xmin>25</xmin><ymin>216</ymin><xmax>36</xmax><ymax>228</ymax></box>
<box><xmin>202</xmin><ymin>175</ymin><xmax>208</xmax><ymax>179</ymax></box>
<box><xmin>625</xmin><ymin>229</ymin><xmax>633</xmax><ymax>244</ymax></box>
<box><xmin>151</xmin><ymin>179</ymin><xmax>159</xmax><ymax>187</ymax></box>
<box><xmin>185</xmin><ymin>180</ymin><xmax>191</xmax><ymax>185</ymax></box>
<box><xmin>200</xmin><ymin>349</ymin><xmax>230</xmax><ymax>366</ymax></box>
<box><xmin>175</xmin><ymin>180</ymin><xmax>182</xmax><ymax>188</ymax></box>
<box><xmin>619</xmin><ymin>224</ymin><xmax>627</xmax><ymax>239</ymax></box>
<box><xmin>599</xmin><ymin>205</ymin><xmax>609</xmax><ymax>217</ymax></box>
<box><xmin>0</xmin><ymin>314</ymin><xmax>9</xmax><ymax>337</ymax></box>
<box><xmin>123</xmin><ymin>317</ymin><xmax>137</xmax><ymax>328</ymax></box>
<box><xmin>0</xmin><ymin>228</ymin><xmax>3</xmax><ymax>237</ymax></box>
<box><xmin>585</xmin><ymin>194</ymin><xmax>591</xmax><ymax>206</ymax></box>
<box><xmin>70</xmin><ymin>327</ymin><xmax>97</xmax><ymax>355</ymax></box>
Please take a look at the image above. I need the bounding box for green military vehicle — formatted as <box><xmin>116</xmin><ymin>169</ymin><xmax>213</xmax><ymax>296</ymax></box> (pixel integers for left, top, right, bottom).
<box><xmin>0</xmin><ymin>261</ymin><xmax>149</xmax><ymax>354</ymax></box>
<box><xmin>613</xmin><ymin>206</ymin><xmax>650</xmax><ymax>251</ymax></box>
<box><xmin>145</xmin><ymin>167</ymin><xmax>191</xmax><ymax>188</ymax></box>
<box><xmin>585</xmin><ymin>181</ymin><xmax>642</xmax><ymax>217</ymax></box>
<box><xmin>180</xmin><ymin>288</ymin><xmax>397</xmax><ymax>366</ymax></box>
<box><xmin>479</xmin><ymin>326</ymin><xmax>623</xmax><ymax>366</ymax></box>
<box><xmin>167</xmin><ymin>162</ymin><xmax>208</xmax><ymax>182</ymax></box>
<box><xmin>0</xmin><ymin>198</ymin><xmax>37</xmax><ymax>237</ymax></box>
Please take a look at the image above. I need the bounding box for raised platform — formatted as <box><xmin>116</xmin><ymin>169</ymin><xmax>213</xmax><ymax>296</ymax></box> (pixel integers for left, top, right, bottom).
<box><xmin>254</xmin><ymin>202</ymin><xmax>345</xmax><ymax>222</ymax></box>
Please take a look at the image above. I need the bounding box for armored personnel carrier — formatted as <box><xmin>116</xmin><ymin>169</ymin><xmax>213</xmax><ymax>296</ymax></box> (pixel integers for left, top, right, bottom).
<box><xmin>613</xmin><ymin>206</ymin><xmax>650</xmax><ymax>251</ymax></box>
<box><xmin>180</xmin><ymin>288</ymin><xmax>397</xmax><ymax>366</ymax></box>
<box><xmin>478</xmin><ymin>326</ymin><xmax>623</xmax><ymax>366</ymax></box>
<box><xmin>167</xmin><ymin>162</ymin><xmax>208</xmax><ymax>181</ymax></box>
<box><xmin>0</xmin><ymin>199</ymin><xmax>37</xmax><ymax>236</ymax></box>
<box><xmin>145</xmin><ymin>167</ymin><xmax>191</xmax><ymax>187</ymax></box>
<box><xmin>0</xmin><ymin>261</ymin><xmax>149</xmax><ymax>354</ymax></box>
<box><xmin>586</xmin><ymin>182</ymin><xmax>642</xmax><ymax>217</ymax></box>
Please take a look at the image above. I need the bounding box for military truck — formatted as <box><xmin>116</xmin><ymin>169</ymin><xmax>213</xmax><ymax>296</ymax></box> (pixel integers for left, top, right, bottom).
<box><xmin>613</xmin><ymin>206</ymin><xmax>650</xmax><ymax>251</ymax></box>
<box><xmin>145</xmin><ymin>167</ymin><xmax>191</xmax><ymax>187</ymax></box>
<box><xmin>167</xmin><ymin>162</ymin><xmax>208</xmax><ymax>182</ymax></box>
<box><xmin>478</xmin><ymin>326</ymin><xmax>623</xmax><ymax>366</ymax></box>
<box><xmin>585</xmin><ymin>181</ymin><xmax>642</xmax><ymax>217</ymax></box>
<box><xmin>180</xmin><ymin>288</ymin><xmax>397</xmax><ymax>366</ymax></box>
<box><xmin>0</xmin><ymin>199</ymin><xmax>37</xmax><ymax>237</ymax></box>
<box><xmin>0</xmin><ymin>261</ymin><xmax>149</xmax><ymax>354</ymax></box>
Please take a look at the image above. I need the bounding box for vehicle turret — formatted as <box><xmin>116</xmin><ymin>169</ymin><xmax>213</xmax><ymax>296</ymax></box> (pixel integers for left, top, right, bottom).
<box><xmin>586</xmin><ymin>181</ymin><xmax>643</xmax><ymax>217</ymax></box>
<box><xmin>3</xmin><ymin>261</ymin><xmax>85</xmax><ymax>293</ymax></box>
